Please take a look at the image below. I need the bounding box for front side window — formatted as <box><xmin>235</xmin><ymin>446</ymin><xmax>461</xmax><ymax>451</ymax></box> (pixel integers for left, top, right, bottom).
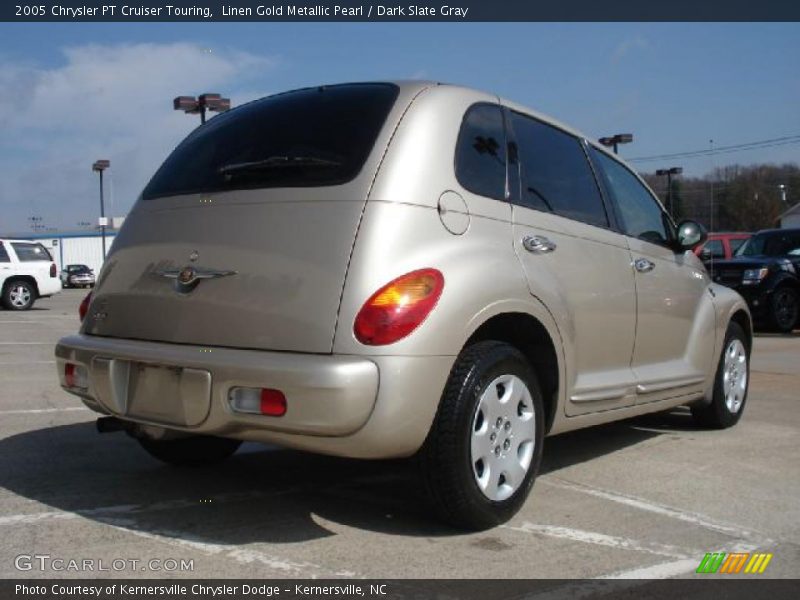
<box><xmin>738</xmin><ymin>232</ymin><xmax>800</xmax><ymax>257</ymax></box>
<box><xmin>142</xmin><ymin>83</ymin><xmax>399</xmax><ymax>199</ymax></box>
<box><xmin>729</xmin><ymin>237</ymin><xmax>749</xmax><ymax>254</ymax></box>
<box><xmin>589</xmin><ymin>147</ymin><xmax>672</xmax><ymax>246</ymax></box>
<box><xmin>10</xmin><ymin>242</ymin><xmax>52</xmax><ymax>262</ymax></box>
<box><xmin>0</xmin><ymin>243</ymin><xmax>9</xmax><ymax>263</ymax></box>
<box><xmin>510</xmin><ymin>112</ymin><xmax>608</xmax><ymax>228</ymax></box>
<box><xmin>455</xmin><ymin>103</ymin><xmax>508</xmax><ymax>201</ymax></box>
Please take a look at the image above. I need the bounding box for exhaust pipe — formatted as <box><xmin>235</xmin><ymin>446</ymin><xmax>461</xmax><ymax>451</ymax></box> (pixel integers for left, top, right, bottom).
<box><xmin>96</xmin><ymin>416</ymin><xmax>126</xmax><ymax>433</ymax></box>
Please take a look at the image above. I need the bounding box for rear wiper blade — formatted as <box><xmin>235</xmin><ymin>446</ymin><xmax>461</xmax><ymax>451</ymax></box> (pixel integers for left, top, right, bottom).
<box><xmin>218</xmin><ymin>155</ymin><xmax>342</xmax><ymax>175</ymax></box>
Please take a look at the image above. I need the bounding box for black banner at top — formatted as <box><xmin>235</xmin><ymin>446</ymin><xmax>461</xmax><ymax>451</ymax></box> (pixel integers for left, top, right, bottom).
<box><xmin>3</xmin><ymin>0</ymin><xmax>800</xmax><ymax>22</ymax></box>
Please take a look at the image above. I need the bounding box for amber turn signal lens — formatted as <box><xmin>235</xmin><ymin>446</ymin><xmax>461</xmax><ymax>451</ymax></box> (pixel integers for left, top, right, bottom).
<box><xmin>354</xmin><ymin>268</ymin><xmax>444</xmax><ymax>346</ymax></box>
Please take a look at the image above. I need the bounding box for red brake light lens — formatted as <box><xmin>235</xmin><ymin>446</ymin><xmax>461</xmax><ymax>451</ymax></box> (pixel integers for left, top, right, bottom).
<box><xmin>64</xmin><ymin>363</ymin><xmax>76</xmax><ymax>388</ymax></box>
<box><xmin>50</xmin><ymin>263</ymin><xmax>57</xmax><ymax>277</ymax></box>
<box><xmin>259</xmin><ymin>389</ymin><xmax>287</xmax><ymax>416</ymax></box>
<box><xmin>79</xmin><ymin>292</ymin><xmax>92</xmax><ymax>322</ymax></box>
<box><xmin>354</xmin><ymin>268</ymin><xmax>444</xmax><ymax>346</ymax></box>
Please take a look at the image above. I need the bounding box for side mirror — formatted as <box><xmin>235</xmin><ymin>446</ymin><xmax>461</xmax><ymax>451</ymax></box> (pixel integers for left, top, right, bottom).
<box><xmin>699</xmin><ymin>247</ymin><xmax>712</xmax><ymax>261</ymax></box>
<box><xmin>676</xmin><ymin>220</ymin><xmax>707</xmax><ymax>251</ymax></box>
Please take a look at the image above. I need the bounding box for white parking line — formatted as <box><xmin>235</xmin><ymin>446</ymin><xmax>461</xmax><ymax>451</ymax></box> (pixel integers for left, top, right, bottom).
<box><xmin>541</xmin><ymin>477</ymin><xmax>765</xmax><ymax>541</ymax></box>
<box><xmin>0</xmin><ymin>407</ymin><xmax>85</xmax><ymax>415</ymax></box>
<box><xmin>0</xmin><ymin>361</ymin><xmax>56</xmax><ymax>365</ymax></box>
<box><xmin>502</xmin><ymin>522</ymin><xmax>700</xmax><ymax>559</ymax></box>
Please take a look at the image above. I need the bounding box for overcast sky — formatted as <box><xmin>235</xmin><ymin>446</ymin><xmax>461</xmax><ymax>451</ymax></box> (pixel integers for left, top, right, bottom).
<box><xmin>0</xmin><ymin>22</ymin><xmax>798</xmax><ymax>234</ymax></box>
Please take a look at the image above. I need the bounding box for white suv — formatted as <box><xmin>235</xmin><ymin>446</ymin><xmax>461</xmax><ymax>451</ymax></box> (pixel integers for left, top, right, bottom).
<box><xmin>0</xmin><ymin>239</ymin><xmax>61</xmax><ymax>310</ymax></box>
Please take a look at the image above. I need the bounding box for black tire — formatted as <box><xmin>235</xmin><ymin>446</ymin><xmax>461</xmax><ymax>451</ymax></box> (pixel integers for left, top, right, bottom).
<box><xmin>2</xmin><ymin>280</ymin><xmax>36</xmax><ymax>311</ymax></box>
<box><xmin>419</xmin><ymin>341</ymin><xmax>545</xmax><ymax>530</ymax></box>
<box><xmin>769</xmin><ymin>286</ymin><xmax>799</xmax><ymax>333</ymax></box>
<box><xmin>691</xmin><ymin>322</ymin><xmax>750</xmax><ymax>429</ymax></box>
<box><xmin>137</xmin><ymin>435</ymin><xmax>242</xmax><ymax>467</ymax></box>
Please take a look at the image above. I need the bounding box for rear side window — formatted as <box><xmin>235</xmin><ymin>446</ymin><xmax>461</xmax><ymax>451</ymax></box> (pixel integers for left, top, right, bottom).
<box><xmin>589</xmin><ymin>147</ymin><xmax>672</xmax><ymax>246</ymax></box>
<box><xmin>455</xmin><ymin>104</ymin><xmax>508</xmax><ymax>201</ymax></box>
<box><xmin>0</xmin><ymin>243</ymin><xmax>9</xmax><ymax>263</ymax></box>
<box><xmin>510</xmin><ymin>112</ymin><xmax>608</xmax><ymax>228</ymax></box>
<box><xmin>10</xmin><ymin>242</ymin><xmax>52</xmax><ymax>262</ymax></box>
<box><xmin>142</xmin><ymin>83</ymin><xmax>399</xmax><ymax>199</ymax></box>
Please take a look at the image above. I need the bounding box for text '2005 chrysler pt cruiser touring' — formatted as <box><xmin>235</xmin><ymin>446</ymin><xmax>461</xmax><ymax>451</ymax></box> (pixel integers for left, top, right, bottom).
<box><xmin>56</xmin><ymin>82</ymin><xmax>751</xmax><ymax>529</ymax></box>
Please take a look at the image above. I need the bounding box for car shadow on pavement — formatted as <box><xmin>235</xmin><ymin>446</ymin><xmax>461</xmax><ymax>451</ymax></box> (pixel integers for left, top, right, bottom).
<box><xmin>0</xmin><ymin>411</ymin><xmax>691</xmax><ymax>542</ymax></box>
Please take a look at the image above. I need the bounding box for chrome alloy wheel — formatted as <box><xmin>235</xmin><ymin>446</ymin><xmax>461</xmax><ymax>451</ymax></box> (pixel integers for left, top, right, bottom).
<box><xmin>470</xmin><ymin>374</ymin><xmax>536</xmax><ymax>502</ymax></box>
<box><xmin>722</xmin><ymin>339</ymin><xmax>748</xmax><ymax>414</ymax></box>
<box><xmin>10</xmin><ymin>285</ymin><xmax>31</xmax><ymax>308</ymax></box>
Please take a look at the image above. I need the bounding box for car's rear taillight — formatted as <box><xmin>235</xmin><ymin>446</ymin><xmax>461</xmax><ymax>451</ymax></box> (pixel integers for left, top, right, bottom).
<box><xmin>64</xmin><ymin>363</ymin><xmax>89</xmax><ymax>390</ymax></box>
<box><xmin>50</xmin><ymin>263</ymin><xmax>57</xmax><ymax>277</ymax></box>
<box><xmin>354</xmin><ymin>268</ymin><xmax>444</xmax><ymax>346</ymax></box>
<box><xmin>79</xmin><ymin>292</ymin><xmax>92</xmax><ymax>321</ymax></box>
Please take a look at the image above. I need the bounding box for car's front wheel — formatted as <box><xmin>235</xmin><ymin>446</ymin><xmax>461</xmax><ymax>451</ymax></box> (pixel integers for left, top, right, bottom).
<box><xmin>2</xmin><ymin>280</ymin><xmax>36</xmax><ymax>311</ymax></box>
<box><xmin>137</xmin><ymin>435</ymin><xmax>242</xmax><ymax>467</ymax></box>
<box><xmin>769</xmin><ymin>286</ymin><xmax>798</xmax><ymax>333</ymax></box>
<box><xmin>691</xmin><ymin>322</ymin><xmax>750</xmax><ymax>429</ymax></box>
<box><xmin>419</xmin><ymin>341</ymin><xmax>544</xmax><ymax>530</ymax></box>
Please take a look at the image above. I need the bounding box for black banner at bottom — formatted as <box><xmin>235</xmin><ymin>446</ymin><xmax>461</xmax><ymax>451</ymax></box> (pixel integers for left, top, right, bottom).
<box><xmin>4</xmin><ymin>579</ymin><xmax>800</xmax><ymax>600</ymax></box>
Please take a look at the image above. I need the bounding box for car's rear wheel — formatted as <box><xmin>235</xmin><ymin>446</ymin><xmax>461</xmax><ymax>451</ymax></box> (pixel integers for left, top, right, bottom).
<box><xmin>2</xmin><ymin>280</ymin><xmax>35</xmax><ymax>311</ymax></box>
<box><xmin>419</xmin><ymin>341</ymin><xmax>544</xmax><ymax>530</ymax></box>
<box><xmin>769</xmin><ymin>286</ymin><xmax>798</xmax><ymax>333</ymax></box>
<box><xmin>137</xmin><ymin>435</ymin><xmax>242</xmax><ymax>467</ymax></box>
<box><xmin>691</xmin><ymin>322</ymin><xmax>749</xmax><ymax>429</ymax></box>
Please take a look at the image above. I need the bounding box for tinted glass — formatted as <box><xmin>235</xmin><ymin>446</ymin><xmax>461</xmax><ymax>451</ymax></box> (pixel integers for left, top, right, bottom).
<box><xmin>0</xmin><ymin>243</ymin><xmax>9</xmax><ymax>263</ymax></box>
<box><xmin>510</xmin><ymin>112</ymin><xmax>608</xmax><ymax>227</ymax></box>
<box><xmin>738</xmin><ymin>232</ymin><xmax>800</xmax><ymax>257</ymax></box>
<box><xmin>142</xmin><ymin>84</ymin><xmax>399</xmax><ymax>199</ymax></box>
<box><xmin>703</xmin><ymin>240</ymin><xmax>725</xmax><ymax>259</ymax></box>
<box><xmin>455</xmin><ymin>104</ymin><xmax>508</xmax><ymax>201</ymax></box>
<box><xmin>729</xmin><ymin>237</ymin><xmax>748</xmax><ymax>253</ymax></box>
<box><xmin>10</xmin><ymin>242</ymin><xmax>52</xmax><ymax>262</ymax></box>
<box><xmin>590</xmin><ymin>147</ymin><xmax>672</xmax><ymax>245</ymax></box>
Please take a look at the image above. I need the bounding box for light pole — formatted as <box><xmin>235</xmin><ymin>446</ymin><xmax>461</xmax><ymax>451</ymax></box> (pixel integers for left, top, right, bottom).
<box><xmin>173</xmin><ymin>93</ymin><xmax>231</xmax><ymax>124</ymax></box>
<box><xmin>92</xmin><ymin>160</ymin><xmax>110</xmax><ymax>259</ymax></box>
<box><xmin>656</xmin><ymin>167</ymin><xmax>683</xmax><ymax>218</ymax></box>
<box><xmin>599</xmin><ymin>133</ymin><xmax>633</xmax><ymax>154</ymax></box>
<box><xmin>778</xmin><ymin>184</ymin><xmax>789</xmax><ymax>206</ymax></box>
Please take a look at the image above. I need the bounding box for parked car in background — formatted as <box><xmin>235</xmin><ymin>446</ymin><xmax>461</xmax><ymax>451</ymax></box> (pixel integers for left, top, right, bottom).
<box><xmin>0</xmin><ymin>239</ymin><xmax>61</xmax><ymax>310</ymax></box>
<box><xmin>709</xmin><ymin>228</ymin><xmax>800</xmax><ymax>332</ymax></box>
<box><xmin>56</xmin><ymin>82</ymin><xmax>752</xmax><ymax>529</ymax></box>
<box><xmin>695</xmin><ymin>232</ymin><xmax>751</xmax><ymax>263</ymax></box>
<box><xmin>60</xmin><ymin>264</ymin><xmax>95</xmax><ymax>288</ymax></box>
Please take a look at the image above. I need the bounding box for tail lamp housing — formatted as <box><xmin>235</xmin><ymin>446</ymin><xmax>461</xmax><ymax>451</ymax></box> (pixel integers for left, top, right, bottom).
<box><xmin>354</xmin><ymin>268</ymin><xmax>444</xmax><ymax>346</ymax></box>
<box><xmin>229</xmin><ymin>387</ymin><xmax>287</xmax><ymax>417</ymax></box>
<box><xmin>79</xmin><ymin>292</ymin><xmax>92</xmax><ymax>321</ymax></box>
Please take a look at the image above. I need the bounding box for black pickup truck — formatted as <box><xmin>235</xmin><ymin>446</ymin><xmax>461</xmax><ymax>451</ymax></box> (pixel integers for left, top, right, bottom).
<box><xmin>708</xmin><ymin>228</ymin><xmax>800</xmax><ymax>333</ymax></box>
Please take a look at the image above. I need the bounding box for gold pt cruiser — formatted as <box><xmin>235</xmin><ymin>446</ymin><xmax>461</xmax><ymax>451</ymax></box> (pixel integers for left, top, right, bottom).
<box><xmin>56</xmin><ymin>82</ymin><xmax>751</xmax><ymax>529</ymax></box>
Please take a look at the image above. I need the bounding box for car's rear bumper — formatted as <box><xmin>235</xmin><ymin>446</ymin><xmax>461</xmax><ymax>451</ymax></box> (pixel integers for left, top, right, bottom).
<box><xmin>55</xmin><ymin>334</ymin><xmax>452</xmax><ymax>458</ymax></box>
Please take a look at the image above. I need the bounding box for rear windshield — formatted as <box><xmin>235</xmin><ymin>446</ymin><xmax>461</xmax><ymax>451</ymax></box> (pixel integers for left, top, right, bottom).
<box><xmin>11</xmin><ymin>242</ymin><xmax>52</xmax><ymax>262</ymax></box>
<box><xmin>142</xmin><ymin>83</ymin><xmax>399</xmax><ymax>200</ymax></box>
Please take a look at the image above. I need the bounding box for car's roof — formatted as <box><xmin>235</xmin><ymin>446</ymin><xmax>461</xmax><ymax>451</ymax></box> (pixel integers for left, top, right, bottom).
<box><xmin>753</xmin><ymin>228</ymin><xmax>800</xmax><ymax>235</ymax></box>
<box><xmin>0</xmin><ymin>238</ymin><xmax>37</xmax><ymax>243</ymax></box>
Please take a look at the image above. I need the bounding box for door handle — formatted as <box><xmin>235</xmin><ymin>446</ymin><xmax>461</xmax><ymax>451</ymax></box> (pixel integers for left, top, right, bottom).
<box><xmin>634</xmin><ymin>258</ymin><xmax>655</xmax><ymax>273</ymax></box>
<box><xmin>522</xmin><ymin>235</ymin><xmax>556</xmax><ymax>254</ymax></box>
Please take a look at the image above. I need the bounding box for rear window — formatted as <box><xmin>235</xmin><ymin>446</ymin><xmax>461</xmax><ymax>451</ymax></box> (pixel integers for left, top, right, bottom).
<box><xmin>10</xmin><ymin>242</ymin><xmax>52</xmax><ymax>262</ymax></box>
<box><xmin>142</xmin><ymin>83</ymin><xmax>400</xmax><ymax>200</ymax></box>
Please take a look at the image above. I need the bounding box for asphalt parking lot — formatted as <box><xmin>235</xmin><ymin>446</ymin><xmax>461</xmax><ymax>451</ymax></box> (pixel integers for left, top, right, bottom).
<box><xmin>0</xmin><ymin>289</ymin><xmax>798</xmax><ymax>580</ymax></box>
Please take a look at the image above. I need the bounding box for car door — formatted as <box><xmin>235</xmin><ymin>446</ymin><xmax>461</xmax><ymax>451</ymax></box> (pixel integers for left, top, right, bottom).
<box><xmin>588</xmin><ymin>147</ymin><xmax>715</xmax><ymax>404</ymax></box>
<box><xmin>506</xmin><ymin>110</ymin><xmax>638</xmax><ymax>415</ymax></box>
<box><xmin>0</xmin><ymin>243</ymin><xmax>10</xmax><ymax>288</ymax></box>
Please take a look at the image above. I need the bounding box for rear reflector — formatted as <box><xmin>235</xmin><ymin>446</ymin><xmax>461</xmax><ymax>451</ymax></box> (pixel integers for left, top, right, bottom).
<box><xmin>229</xmin><ymin>387</ymin><xmax>287</xmax><ymax>417</ymax></box>
<box><xmin>64</xmin><ymin>363</ymin><xmax>89</xmax><ymax>390</ymax></box>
